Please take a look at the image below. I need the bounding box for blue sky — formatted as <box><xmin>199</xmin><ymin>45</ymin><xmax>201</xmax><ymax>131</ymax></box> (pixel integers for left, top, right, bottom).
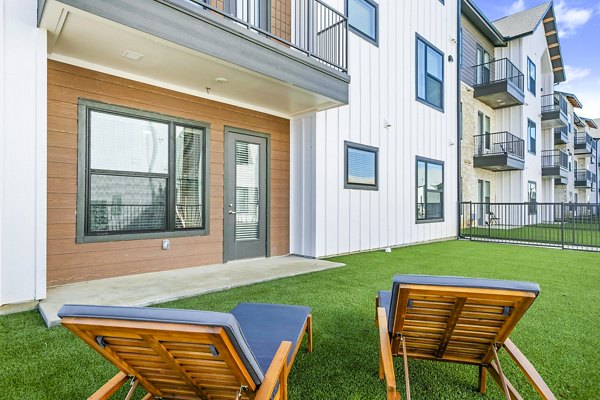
<box><xmin>473</xmin><ymin>0</ymin><xmax>600</xmax><ymax>118</ymax></box>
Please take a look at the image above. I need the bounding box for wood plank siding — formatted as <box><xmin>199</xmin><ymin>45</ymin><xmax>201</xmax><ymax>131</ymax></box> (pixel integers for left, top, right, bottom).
<box><xmin>47</xmin><ymin>60</ymin><xmax>290</xmax><ymax>286</ymax></box>
<box><xmin>460</xmin><ymin>17</ymin><xmax>496</xmax><ymax>88</ymax></box>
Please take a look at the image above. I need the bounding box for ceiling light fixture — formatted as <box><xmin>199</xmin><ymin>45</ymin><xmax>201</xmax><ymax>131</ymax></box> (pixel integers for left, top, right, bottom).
<box><xmin>215</xmin><ymin>77</ymin><xmax>228</xmax><ymax>83</ymax></box>
<box><xmin>122</xmin><ymin>51</ymin><xmax>144</xmax><ymax>61</ymax></box>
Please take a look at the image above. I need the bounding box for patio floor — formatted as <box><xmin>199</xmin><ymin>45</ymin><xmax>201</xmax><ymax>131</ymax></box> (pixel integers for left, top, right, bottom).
<box><xmin>39</xmin><ymin>255</ymin><xmax>344</xmax><ymax>327</ymax></box>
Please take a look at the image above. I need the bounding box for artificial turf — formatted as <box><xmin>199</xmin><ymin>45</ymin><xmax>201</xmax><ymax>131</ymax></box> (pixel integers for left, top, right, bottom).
<box><xmin>1</xmin><ymin>240</ymin><xmax>598</xmax><ymax>399</ymax></box>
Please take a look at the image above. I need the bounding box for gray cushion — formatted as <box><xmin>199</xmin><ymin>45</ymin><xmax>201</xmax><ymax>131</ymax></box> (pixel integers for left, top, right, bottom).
<box><xmin>57</xmin><ymin>304</ymin><xmax>265</xmax><ymax>384</ymax></box>
<box><xmin>231</xmin><ymin>303</ymin><xmax>310</xmax><ymax>374</ymax></box>
<box><xmin>385</xmin><ymin>274</ymin><xmax>541</xmax><ymax>333</ymax></box>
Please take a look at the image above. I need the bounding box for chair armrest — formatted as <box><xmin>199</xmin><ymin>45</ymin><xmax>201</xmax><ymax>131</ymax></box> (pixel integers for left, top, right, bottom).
<box><xmin>255</xmin><ymin>341</ymin><xmax>292</xmax><ymax>400</ymax></box>
<box><xmin>377</xmin><ymin>307</ymin><xmax>400</xmax><ymax>400</ymax></box>
<box><xmin>89</xmin><ymin>371</ymin><xmax>129</xmax><ymax>400</ymax></box>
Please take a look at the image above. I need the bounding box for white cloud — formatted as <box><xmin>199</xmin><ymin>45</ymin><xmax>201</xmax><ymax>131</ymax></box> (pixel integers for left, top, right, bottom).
<box><xmin>564</xmin><ymin>65</ymin><xmax>591</xmax><ymax>83</ymax></box>
<box><xmin>555</xmin><ymin>1</ymin><xmax>593</xmax><ymax>38</ymax></box>
<box><xmin>506</xmin><ymin>0</ymin><xmax>527</xmax><ymax>14</ymax></box>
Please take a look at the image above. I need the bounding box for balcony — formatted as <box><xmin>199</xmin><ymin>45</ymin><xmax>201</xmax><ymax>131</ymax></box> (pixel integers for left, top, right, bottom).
<box><xmin>473</xmin><ymin>131</ymin><xmax>525</xmax><ymax>171</ymax></box>
<box><xmin>472</xmin><ymin>58</ymin><xmax>525</xmax><ymax>109</ymax></box>
<box><xmin>574</xmin><ymin>132</ymin><xmax>593</xmax><ymax>155</ymax></box>
<box><xmin>553</xmin><ymin>127</ymin><xmax>569</xmax><ymax>145</ymax></box>
<box><xmin>541</xmin><ymin>93</ymin><xmax>568</xmax><ymax>129</ymax></box>
<box><xmin>38</xmin><ymin>0</ymin><xmax>350</xmax><ymax>116</ymax></box>
<box><xmin>541</xmin><ymin>150</ymin><xmax>569</xmax><ymax>182</ymax></box>
<box><xmin>575</xmin><ymin>169</ymin><xmax>594</xmax><ymax>188</ymax></box>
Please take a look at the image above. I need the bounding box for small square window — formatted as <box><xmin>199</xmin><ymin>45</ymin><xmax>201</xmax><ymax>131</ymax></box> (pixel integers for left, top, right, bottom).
<box><xmin>344</xmin><ymin>141</ymin><xmax>378</xmax><ymax>190</ymax></box>
<box><xmin>346</xmin><ymin>0</ymin><xmax>378</xmax><ymax>45</ymax></box>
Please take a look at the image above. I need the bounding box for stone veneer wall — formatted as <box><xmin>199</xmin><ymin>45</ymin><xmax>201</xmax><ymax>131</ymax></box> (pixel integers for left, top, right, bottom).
<box><xmin>460</xmin><ymin>83</ymin><xmax>497</xmax><ymax>203</ymax></box>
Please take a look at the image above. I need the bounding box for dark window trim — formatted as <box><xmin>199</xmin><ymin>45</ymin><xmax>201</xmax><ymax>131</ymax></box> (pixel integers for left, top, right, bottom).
<box><xmin>344</xmin><ymin>141</ymin><xmax>379</xmax><ymax>190</ymax></box>
<box><xmin>76</xmin><ymin>99</ymin><xmax>211</xmax><ymax>243</ymax></box>
<box><xmin>416</xmin><ymin>156</ymin><xmax>445</xmax><ymax>224</ymax></box>
<box><xmin>527</xmin><ymin>57</ymin><xmax>536</xmax><ymax>96</ymax></box>
<box><xmin>527</xmin><ymin>118</ymin><xmax>536</xmax><ymax>155</ymax></box>
<box><xmin>416</xmin><ymin>33</ymin><xmax>445</xmax><ymax>113</ymax></box>
<box><xmin>345</xmin><ymin>0</ymin><xmax>379</xmax><ymax>46</ymax></box>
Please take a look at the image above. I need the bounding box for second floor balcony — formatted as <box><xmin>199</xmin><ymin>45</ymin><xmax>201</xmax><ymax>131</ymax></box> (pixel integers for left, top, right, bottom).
<box><xmin>472</xmin><ymin>59</ymin><xmax>525</xmax><ymax>109</ymax></box>
<box><xmin>541</xmin><ymin>150</ymin><xmax>569</xmax><ymax>182</ymax></box>
<box><xmin>38</xmin><ymin>0</ymin><xmax>350</xmax><ymax>116</ymax></box>
<box><xmin>574</xmin><ymin>132</ymin><xmax>593</xmax><ymax>155</ymax></box>
<box><xmin>473</xmin><ymin>131</ymin><xmax>525</xmax><ymax>171</ymax></box>
<box><xmin>554</xmin><ymin>127</ymin><xmax>569</xmax><ymax>145</ymax></box>
<box><xmin>575</xmin><ymin>169</ymin><xmax>595</xmax><ymax>189</ymax></box>
<box><xmin>541</xmin><ymin>93</ymin><xmax>568</xmax><ymax>129</ymax></box>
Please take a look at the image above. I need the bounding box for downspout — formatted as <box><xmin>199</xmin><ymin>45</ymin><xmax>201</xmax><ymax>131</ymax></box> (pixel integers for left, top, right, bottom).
<box><xmin>456</xmin><ymin>0</ymin><xmax>462</xmax><ymax>238</ymax></box>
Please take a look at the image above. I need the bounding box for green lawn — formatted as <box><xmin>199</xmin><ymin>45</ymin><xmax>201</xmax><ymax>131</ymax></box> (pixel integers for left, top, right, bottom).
<box><xmin>1</xmin><ymin>241</ymin><xmax>598</xmax><ymax>399</ymax></box>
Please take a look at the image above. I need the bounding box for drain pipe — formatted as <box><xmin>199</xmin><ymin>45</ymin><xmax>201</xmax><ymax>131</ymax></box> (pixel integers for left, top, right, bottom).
<box><xmin>456</xmin><ymin>0</ymin><xmax>463</xmax><ymax>238</ymax></box>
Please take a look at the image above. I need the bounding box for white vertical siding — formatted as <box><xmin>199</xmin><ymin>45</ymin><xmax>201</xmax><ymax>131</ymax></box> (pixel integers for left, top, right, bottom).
<box><xmin>0</xmin><ymin>0</ymin><xmax>47</xmax><ymax>305</ymax></box>
<box><xmin>291</xmin><ymin>0</ymin><xmax>459</xmax><ymax>258</ymax></box>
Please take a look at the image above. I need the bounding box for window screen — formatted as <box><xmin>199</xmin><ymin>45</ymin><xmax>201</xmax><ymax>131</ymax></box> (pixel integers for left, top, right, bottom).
<box><xmin>345</xmin><ymin>142</ymin><xmax>378</xmax><ymax>190</ymax></box>
<box><xmin>347</xmin><ymin>0</ymin><xmax>378</xmax><ymax>44</ymax></box>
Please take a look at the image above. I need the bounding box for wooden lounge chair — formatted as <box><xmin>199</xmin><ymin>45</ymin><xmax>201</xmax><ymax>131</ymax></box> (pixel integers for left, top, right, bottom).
<box><xmin>59</xmin><ymin>303</ymin><xmax>313</xmax><ymax>400</ymax></box>
<box><xmin>376</xmin><ymin>275</ymin><xmax>556</xmax><ymax>400</ymax></box>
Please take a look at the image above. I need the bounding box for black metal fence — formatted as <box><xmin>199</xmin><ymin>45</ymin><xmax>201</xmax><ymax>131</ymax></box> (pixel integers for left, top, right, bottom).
<box><xmin>473</xmin><ymin>131</ymin><xmax>524</xmax><ymax>159</ymax></box>
<box><xmin>192</xmin><ymin>0</ymin><xmax>348</xmax><ymax>72</ymax></box>
<box><xmin>460</xmin><ymin>202</ymin><xmax>600</xmax><ymax>252</ymax></box>
<box><xmin>472</xmin><ymin>58</ymin><xmax>524</xmax><ymax>92</ymax></box>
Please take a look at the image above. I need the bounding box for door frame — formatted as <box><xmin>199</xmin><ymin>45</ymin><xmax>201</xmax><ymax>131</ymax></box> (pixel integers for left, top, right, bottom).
<box><xmin>223</xmin><ymin>126</ymin><xmax>271</xmax><ymax>262</ymax></box>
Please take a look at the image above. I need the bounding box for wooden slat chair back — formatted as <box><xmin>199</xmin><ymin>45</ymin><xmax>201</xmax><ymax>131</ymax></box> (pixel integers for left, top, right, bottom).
<box><xmin>376</xmin><ymin>275</ymin><xmax>556</xmax><ymax>400</ymax></box>
<box><xmin>59</xmin><ymin>304</ymin><xmax>308</xmax><ymax>400</ymax></box>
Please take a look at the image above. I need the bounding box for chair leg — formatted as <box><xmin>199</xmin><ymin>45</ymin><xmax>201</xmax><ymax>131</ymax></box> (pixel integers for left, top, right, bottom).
<box><xmin>478</xmin><ymin>365</ymin><xmax>487</xmax><ymax>394</ymax></box>
<box><xmin>306</xmin><ymin>314</ymin><xmax>313</xmax><ymax>353</ymax></box>
<box><xmin>492</xmin><ymin>345</ymin><xmax>511</xmax><ymax>400</ymax></box>
<box><xmin>401</xmin><ymin>337</ymin><xmax>411</xmax><ymax>400</ymax></box>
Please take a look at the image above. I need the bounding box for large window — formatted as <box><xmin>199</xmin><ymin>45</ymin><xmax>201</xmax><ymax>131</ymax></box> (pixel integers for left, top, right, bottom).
<box><xmin>77</xmin><ymin>101</ymin><xmax>209</xmax><ymax>242</ymax></box>
<box><xmin>416</xmin><ymin>157</ymin><xmax>444</xmax><ymax>222</ymax></box>
<box><xmin>527</xmin><ymin>57</ymin><xmax>536</xmax><ymax>95</ymax></box>
<box><xmin>417</xmin><ymin>35</ymin><xmax>444</xmax><ymax>111</ymax></box>
<box><xmin>344</xmin><ymin>141</ymin><xmax>378</xmax><ymax>190</ymax></box>
<box><xmin>346</xmin><ymin>0</ymin><xmax>378</xmax><ymax>45</ymax></box>
<box><xmin>528</xmin><ymin>119</ymin><xmax>536</xmax><ymax>154</ymax></box>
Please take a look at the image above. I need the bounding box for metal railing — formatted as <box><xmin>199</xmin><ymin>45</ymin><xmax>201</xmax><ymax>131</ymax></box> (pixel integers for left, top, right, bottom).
<box><xmin>473</xmin><ymin>131</ymin><xmax>524</xmax><ymax>159</ymax></box>
<box><xmin>189</xmin><ymin>0</ymin><xmax>348</xmax><ymax>72</ymax></box>
<box><xmin>472</xmin><ymin>58</ymin><xmax>524</xmax><ymax>93</ymax></box>
<box><xmin>575</xmin><ymin>131</ymin><xmax>592</xmax><ymax>149</ymax></box>
<box><xmin>460</xmin><ymin>202</ymin><xmax>600</xmax><ymax>252</ymax></box>
<box><xmin>541</xmin><ymin>149</ymin><xmax>568</xmax><ymax>169</ymax></box>
<box><xmin>541</xmin><ymin>92</ymin><xmax>568</xmax><ymax>116</ymax></box>
<box><xmin>554</xmin><ymin>126</ymin><xmax>568</xmax><ymax>143</ymax></box>
<box><xmin>574</xmin><ymin>169</ymin><xmax>593</xmax><ymax>187</ymax></box>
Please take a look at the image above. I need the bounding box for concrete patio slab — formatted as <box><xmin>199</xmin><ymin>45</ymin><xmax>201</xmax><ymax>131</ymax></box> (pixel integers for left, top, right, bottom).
<box><xmin>39</xmin><ymin>256</ymin><xmax>344</xmax><ymax>327</ymax></box>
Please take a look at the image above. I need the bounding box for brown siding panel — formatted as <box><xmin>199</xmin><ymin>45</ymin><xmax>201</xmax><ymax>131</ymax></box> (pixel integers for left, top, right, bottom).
<box><xmin>47</xmin><ymin>60</ymin><xmax>290</xmax><ymax>286</ymax></box>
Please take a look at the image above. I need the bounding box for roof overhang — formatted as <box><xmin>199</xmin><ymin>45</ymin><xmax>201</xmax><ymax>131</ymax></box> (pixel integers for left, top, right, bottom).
<box><xmin>556</xmin><ymin>91</ymin><xmax>583</xmax><ymax>108</ymax></box>
<box><xmin>462</xmin><ymin>0</ymin><xmax>506</xmax><ymax>46</ymax></box>
<box><xmin>583</xmin><ymin>118</ymin><xmax>599</xmax><ymax>129</ymax></box>
<box><xmin>541</xmin><ymin>5</ymin><xmax>566</xmax><ymax>83</ymax></box>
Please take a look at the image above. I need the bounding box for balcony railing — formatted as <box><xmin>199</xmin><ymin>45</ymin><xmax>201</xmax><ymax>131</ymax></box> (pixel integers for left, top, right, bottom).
<box><xmin>542</xmin><ymin>149</ymin><xmax>569</xmax><ymax>169</ymax></box>
<box><xmin>554</xmin><ymin>126</ymin><xmax>568</xmax><ymax>144</ymax></box>
<box><xmin>194</xmin><ymin>0</ymin><xmax>348</xmax><ymax>72</ymax></box>
<box><xmin>575</xmin><ymin>169</ymin><xmax>593</xmax><ymax>187</ymax></box>
<box><xmin>541</xmin><ymin>93</ymin><xmax>567</xmax><ymax>115</ymax></box>
<box><xmin>472</xmin><ymin>58</ymin><xmax>524</xmax><ymax>92</ymax></box>
<box><xmin>575</xmin><ymin>131</ymin><xmax>593</xmax><ymax>154</ymax></box>
<box><xmin>473</xmin><ymin>131</ymin><xmax>524</xmax><ymax>159</ymax></box>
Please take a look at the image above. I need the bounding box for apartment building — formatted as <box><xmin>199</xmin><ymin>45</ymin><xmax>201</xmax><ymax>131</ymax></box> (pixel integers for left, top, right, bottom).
<box><xmin>572</xmin><ymin>114</ymin><xmax>598</xmax><ymax>203</ymax></box>
<box><xmin>460</xmin><ymin>0</ymin><xmax>567</xmax><ymax>223</ymax></box>
<box><xmin>0</xmin><ymin>0</ymin><xmax>460</xmax><ymax>309</ymax></box>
